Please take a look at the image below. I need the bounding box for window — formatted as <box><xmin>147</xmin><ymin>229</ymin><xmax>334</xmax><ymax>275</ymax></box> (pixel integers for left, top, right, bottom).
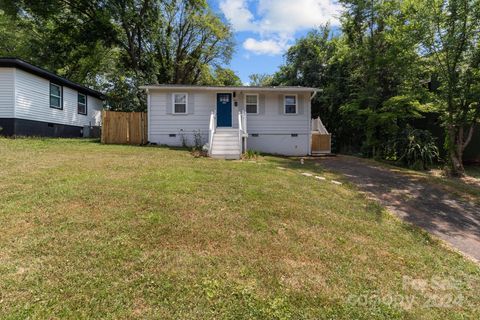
<box><xmin>284</xmin><ymin>95</ymin><xmax>297</xmax><ymax>114</ymax></box>
<box><xmin>173</xmin><ymin>93</ymin><xmax>187</xmax><ymax>114</ymax></box>
<box><xmin>245</xmin><ymin>94</ymin><xmax>258</xmax><ymax>114</ymax></box>
<box><xmin>77</xmin><ymin>93</ymin><xmax>87</xmax><ymax>115</ymax></box>
<box><xmin>50</xmin><ymin>83</ymin><xmax>62</xmax><ymax>109</ymax></box>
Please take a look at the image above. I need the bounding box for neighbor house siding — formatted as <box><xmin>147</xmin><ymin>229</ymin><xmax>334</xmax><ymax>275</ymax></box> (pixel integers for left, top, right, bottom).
<box><xmin>0</xmin><ymin>68</ymin><xmax>14</xmax><ymax>118</ymax></box>
<box><xmin>14</xmin><ymin>69</ymin><xmax>102</xmax><ymax>127</ymax></box>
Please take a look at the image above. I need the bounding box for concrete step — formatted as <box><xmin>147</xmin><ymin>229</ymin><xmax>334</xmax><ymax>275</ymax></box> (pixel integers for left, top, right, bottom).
<box><xmin>213</xmin><ymin>133</ymin><xmax>238</xmax><ymax>138</ymax></box>
<box><xmin>216</xmin><ymin>128</ymin><xmax>239</xmax><ymax>132</ymax></box>
<box><xmin>212</xmin><ymin>148</ymin><xmax>241</xmax><ymax>154</ymax></box>
<box><xmin>212</xmin><ymin>139</ymin><xmax>239</xmax><ymax>144</ymax></box>
<box><xmin>211</xmin><ymin>154</ymin><xmax>241</xmax><ymax>160</ymax></box>
<box><xmin>210</xmin><ymin>129</ymin><xmax>242</xmax><ymax>160</ymax></box>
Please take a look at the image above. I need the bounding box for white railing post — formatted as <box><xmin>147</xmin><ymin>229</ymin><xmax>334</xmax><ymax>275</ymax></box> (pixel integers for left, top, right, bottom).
<box><xmin>242</xmin><ymin>110</ymin><xmax>247</xmax><ymax>152</ymax></box>
<box><xmin>238</xmin><ymin>111</ymin><xmax>243</xmax><ymax>153</ymax></box>
<box><xmin>208</xmin><ymin>111</ymin><xmax>216</xmax><ymax>155</ymax></box>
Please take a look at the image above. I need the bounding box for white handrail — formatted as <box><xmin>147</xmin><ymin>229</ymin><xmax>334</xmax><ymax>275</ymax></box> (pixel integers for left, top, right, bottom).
<box><xmin>238</xmin><ymin>111</ymin><xmax>243</xmax><ymax>152</ymax></box>
<box><xmin>208</xmin><ymin>111</ymin><xmax>216</xmax><ymax>155</ymax></box>
<box><xmin>238</xmin><ymin>110</ymin><xmax>248</xmax><ymax>153</ymax></box>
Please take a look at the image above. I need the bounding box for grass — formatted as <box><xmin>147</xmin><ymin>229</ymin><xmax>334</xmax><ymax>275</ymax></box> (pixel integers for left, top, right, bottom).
<box><xmin>0</xmin><ymin>138</ymin><xmax>479</xmax><ymax>319</ymax></box>
<box><xmin>466</xmin><ymin>166</ymin><xmax>480</xmax><ymax>179</ymax></box>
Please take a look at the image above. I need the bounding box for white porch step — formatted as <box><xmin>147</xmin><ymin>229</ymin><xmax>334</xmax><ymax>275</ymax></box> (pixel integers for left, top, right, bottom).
<box><xmin>213</xmin><ymin>134</ymin><xmax>238</xmax><ymax>140</ymax></box>
<box><xmin>211</xmin><ymin>129</ymin><xmax>241</xmax><ymax>159</ymax></box>
<box><xmin>216</xmin><ymin>128</ymin><xmax>238</xmax><ymax>132</ymax></box>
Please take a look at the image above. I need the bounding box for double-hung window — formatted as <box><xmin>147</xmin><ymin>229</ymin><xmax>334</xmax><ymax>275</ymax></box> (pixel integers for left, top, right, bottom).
<box><xmin>173</xmin><ymin>93</ymin><xmax>187</xmax><ymax>114</ymax></box>
<box><xmin>78</xmin><ymin>93</ymin><xmax>87</xmax><ymax>115</ymax></box>
<box><xmin>284</xmin><ymin>95</ymin><xmax>297</xmax><ymax>114</ymax></box>
<box><xmin>245</xmin><ymin>94</ymin><xmax>258</xmax><ymax>114</ymax></box>
<box><xmin>50</xmin><ymin>83</ymin><xmax>62</xmax><ymax>109</ymax></box>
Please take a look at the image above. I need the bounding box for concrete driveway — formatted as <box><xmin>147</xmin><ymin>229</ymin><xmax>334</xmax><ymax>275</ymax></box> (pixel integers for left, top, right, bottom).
<box><xmin>319</xmin><ymin>156</ymin><xmax>480</xmax><ymax>263</ymax></box>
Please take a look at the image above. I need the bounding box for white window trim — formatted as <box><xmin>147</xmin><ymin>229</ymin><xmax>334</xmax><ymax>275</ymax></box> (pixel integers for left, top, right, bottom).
<box><xmin>284</xmin><ymin>94</ymin><xmax>298</xmax><ymax>115</ymax></box>
<box><xmin>244</xmin><ymin>93</ymin><xmax>259</xmax><ymax>115</ymax></box>
<box><xmin>77</xmin><ymin>93</ymin><xmax>87</xmax><ymax>115</ymax></box>
<box><xmin>172</xmin><ymin>92</ymin><xmax>188</xmax><ymax>114</ymax></box>
<box><xmin>50</xmin><ymin>83</ymin><xmax>63</xmax><ymax>110</ymax></box>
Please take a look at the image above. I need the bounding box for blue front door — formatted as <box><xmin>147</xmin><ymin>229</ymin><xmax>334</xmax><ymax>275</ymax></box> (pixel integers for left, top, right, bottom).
<box><xmin>217</xmin><ymin>93</ymin><xmax>232</xmax><ymax>127</ymax></box>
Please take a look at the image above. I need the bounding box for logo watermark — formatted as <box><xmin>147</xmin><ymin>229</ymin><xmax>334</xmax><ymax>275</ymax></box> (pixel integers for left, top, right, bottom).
<box><xmin>346</xmin><ymin>275</ymin><xmax>478</xmax><ymax>310</ymax></box>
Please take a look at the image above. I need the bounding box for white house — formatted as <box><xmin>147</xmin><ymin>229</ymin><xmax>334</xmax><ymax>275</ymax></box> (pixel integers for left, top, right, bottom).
<box><xmin>0</xmin><ymin>58</ymin><xmax>104</xmax><ymax>137</ymax></box>
<box><xmin>141</xmin><ymin>85</ymin><xmax>321</xmax><ymax>159</ymax></box>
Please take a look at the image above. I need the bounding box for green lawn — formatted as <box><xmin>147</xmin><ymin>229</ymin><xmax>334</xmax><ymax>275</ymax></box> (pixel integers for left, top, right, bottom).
<box><xmin>0</xmin><ymin>138</ymin><xmax>479</xmax><ymax>319</ymax></box>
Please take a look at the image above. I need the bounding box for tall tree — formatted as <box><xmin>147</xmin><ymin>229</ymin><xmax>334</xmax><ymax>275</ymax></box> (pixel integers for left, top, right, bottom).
<box><xmin>248</xmin><ymin>73</ymin><xmax>273</xmax><ymax>86</ymax></box>
<box><xmin>0</xmin><ymin>0</ymin><xmax>235</xmax><ymax>110</ymax></box>
<box><xmin>415</xmin><ymin>0</ymin><xmax>480</xmax><ymax>175</ymax></box>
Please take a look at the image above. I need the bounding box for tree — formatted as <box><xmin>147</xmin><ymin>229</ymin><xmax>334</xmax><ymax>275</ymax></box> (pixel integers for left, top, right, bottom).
<box><xmin>212</xmin><ymin>67</ymin><xmax>242</xmax><ymax>86</ymax></box>
<box><xmin>0</xmin><ymin>0</ymin><xmax>235</xmax><ymax>111</ymax></box>
<box><xmin>248</xmin><ymin>73</ymin><xmax>273</xmax><ymax>86</ymax></box>
<box><xmin>415</xmin><ymin>0</ymin><xmax>480</xmax><ymax>175</ymax></box>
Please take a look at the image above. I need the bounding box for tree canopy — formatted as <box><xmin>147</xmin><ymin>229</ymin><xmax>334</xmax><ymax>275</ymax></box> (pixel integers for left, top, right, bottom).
<box><xmin>0</xmin><ymin>0</ymin><xmax>239</xmax><ymax>110</ymax></box>
<box><xmin>270</xmin><ymin>0</ymin><xmax>480</xmax><ymax>175</ymax></box>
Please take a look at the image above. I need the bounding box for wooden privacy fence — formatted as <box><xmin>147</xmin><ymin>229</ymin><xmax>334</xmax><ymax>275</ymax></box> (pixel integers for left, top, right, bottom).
<box><xmin>311</xmin><ymin>133</ymin><xmax>331</xmax><ymax>154</ymax></box>
<box><xmin>311</xmin><ymin>117</ymin><xmax>332</xmax><ymax>155</ymax></box>
<box><xmin>101</xmin><ymin>111</ymin><xmax>147</xmax><ymax>145</ymax></box>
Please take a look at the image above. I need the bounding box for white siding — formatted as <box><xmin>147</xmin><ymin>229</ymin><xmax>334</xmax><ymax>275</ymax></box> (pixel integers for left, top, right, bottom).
<box><xmin>149</xmin><ymin>90</ymin><xmax>215</xmax><ymax>145</ymax></box>
<box><xmin>240</xmin><ymin>92</ymin><xmax>311</xmax><ymax>134</ymax></box>
<box><xmin>14</xmin><ymin>69</ymin><xmax>102</xmax><ymax>127</ymax></box>
<box><xmin>148</xmin><ymin>89</ymin><xmax>312</xmax><ymax>155</ymax></box>
<box><xmin>247</xmin><ymin>134</ymin><xmax>310</xmax><ymax>156</ymax></box>
<box><xmin>0</xmin><ymin>68</ymin><xmax>14</xmax><ymax>118</ymax></box>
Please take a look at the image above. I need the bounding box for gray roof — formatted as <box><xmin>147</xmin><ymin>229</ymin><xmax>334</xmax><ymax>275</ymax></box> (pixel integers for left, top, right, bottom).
<box><xmin>0</xmin><ymin>57</ymin><xmax>105</xmax><ymax>99</ymax></box>
<box><xmin>140</xmin><ymin>84</ymin><xmax>319</xmax><ymax>93</ymax></box>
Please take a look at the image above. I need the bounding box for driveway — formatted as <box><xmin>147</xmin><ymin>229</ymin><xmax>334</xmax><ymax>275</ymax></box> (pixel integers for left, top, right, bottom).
<box><xmin>319</xmin><ymin>156</ymin><xmax>480</xmax><ymax>263</ymax></box>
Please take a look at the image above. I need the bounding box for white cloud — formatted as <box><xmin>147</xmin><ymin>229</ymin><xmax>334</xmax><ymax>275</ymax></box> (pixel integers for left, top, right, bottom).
<box><xmin>219</xmin><ymin>0</ymin><xmax>255</xmax><ymax>31</ymax></box>
<box><xmin>243</xmin><ymin>38</ymin><xmax>289</xmax><ymax>55</ymax></box>
<box><xmin>219</xmin><ymin>0</ymin><xmax>342</xmax><ymax>55</ymax></box>
<box><xmin>256</xmin><ymin>0</ymin><xmax>341</xmax><ymax>34</ymax></box>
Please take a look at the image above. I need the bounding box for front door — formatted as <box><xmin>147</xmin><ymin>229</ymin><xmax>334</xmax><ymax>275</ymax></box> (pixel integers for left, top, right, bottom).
<box><xmin>216</xmin><ymin>93</ymin><xmax>232</xmax><ymax>127</ymax></box>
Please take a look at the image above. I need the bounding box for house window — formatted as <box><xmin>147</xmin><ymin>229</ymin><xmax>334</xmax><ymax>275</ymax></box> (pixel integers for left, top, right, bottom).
<box><xmin>245</xmin><ymin>94</ymin><xmax>258</xmax><ymax>114</ymax></box>
<box><xmin>173</xmin><ymin>93</ymin><xmax>187</xmax><ymax>114</ymax></box>
<box><xmin>50</xmin><ymin>83</ymin><xmax>62</xmax><ymax>109</ymax></box>
<box><xmin>284</xmin><ymin>95</ymin><xmax>297</xmax><ymax>114</ymax></box>
<box><xmin>78</xmin><ymin>93</ymin><xmax>87</xmax><ymax>115</ymax></box>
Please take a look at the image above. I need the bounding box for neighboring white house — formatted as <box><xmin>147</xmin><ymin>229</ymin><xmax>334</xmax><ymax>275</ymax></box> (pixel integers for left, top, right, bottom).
<box><xmin>141</xmin><ymin>85</ymin><xmax>320</xmax><ymax>159</ymax></box>
<box><xmin>0</xmin><ymin>58</ymin><xmax>104</xmax><ymax>137</ymax></box>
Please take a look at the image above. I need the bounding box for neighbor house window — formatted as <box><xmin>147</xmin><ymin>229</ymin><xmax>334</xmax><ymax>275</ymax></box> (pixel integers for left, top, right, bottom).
<box><xmin>77</xmin><ymin>93</ymin><xmax>87</xmax><ymax>115</ymax></box>
<box><xmin>245</xmin><ymin>94</ymin><xmax>258</xmax><ymax>114</ymax></box>
<box><xmin>173</xmin><ymin>93</ymin><xmax>187</xmax><ymax>114</ymax></box>
<box><xmin>50</xmin><ymin>83</ymin><xmax>62</xmax><ymax>109</ymax></box>
<box><xmin>284</xmin><ymin>95</ymin><xmax>297</xmax><ymax>114</ymax></box>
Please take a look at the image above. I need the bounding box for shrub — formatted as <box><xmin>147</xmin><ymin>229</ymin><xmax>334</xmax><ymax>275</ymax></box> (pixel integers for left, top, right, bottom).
<box><xmin>387</xmin><ymin>126</ymin><xmax>439</xmax><ymax>170</ymax></box>
<box><xmin>242</xmin><ymin>149</ymin><xmax>260</xmax><ymax>160</ymax></box>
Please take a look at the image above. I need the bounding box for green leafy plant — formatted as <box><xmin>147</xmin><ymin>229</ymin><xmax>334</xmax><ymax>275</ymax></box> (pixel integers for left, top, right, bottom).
<box><xmin>388</xmin><ymin>126</ymin><xmax>440</xmax><ymax>170</ymax></box>
<box><xmin>242</xmin><ymin>149</ymin><xmax>260</xmax><ymax>160</ymax></box>
<box><xmin>193</xmin><ymin>130</ymin><xmax>203</xmax><ymax>151</ymax></box>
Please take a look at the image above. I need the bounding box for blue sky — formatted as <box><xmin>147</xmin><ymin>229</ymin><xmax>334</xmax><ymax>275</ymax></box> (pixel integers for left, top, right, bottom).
<box><xmin>209</xmin><ymin>0</ymin><xmax>342</xmax><ymax>84</ymax></box>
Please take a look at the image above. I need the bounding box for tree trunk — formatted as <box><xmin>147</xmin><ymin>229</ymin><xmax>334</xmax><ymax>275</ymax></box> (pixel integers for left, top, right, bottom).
<box><xmin>448</xmin><ymin>126</ymin><xmax>465</xmax><ymax>176</ymax></box>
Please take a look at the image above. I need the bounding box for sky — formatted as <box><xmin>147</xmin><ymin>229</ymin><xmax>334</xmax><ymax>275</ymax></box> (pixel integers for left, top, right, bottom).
<box><xmin>208</xmin><ymin>0</ymin><xmax>343</xmax><ymax>84</ymax></box>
